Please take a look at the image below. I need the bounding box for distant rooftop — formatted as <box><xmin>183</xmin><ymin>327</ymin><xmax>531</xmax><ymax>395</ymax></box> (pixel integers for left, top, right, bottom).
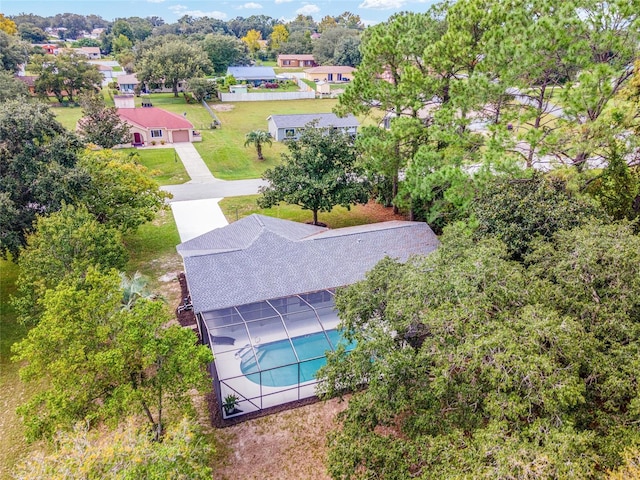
<box><xmin>227</xmin><ymin>66</ymin><xmax>277</xmax><ymax>80</ymax></box>
<box><xmin>267</xmin><ymin>113</ymin><xmax>359</xmax><ymax>129</ymax></box>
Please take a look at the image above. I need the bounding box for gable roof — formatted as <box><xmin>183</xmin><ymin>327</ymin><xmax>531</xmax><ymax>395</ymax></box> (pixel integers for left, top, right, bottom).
<box><xmin>267</xmin><ymin>113</ymin><xmax>359</xmax><ymax>129</ymax></box>
<box><xmin>117</xmin><ymin>74</ymin><xmax>139</xmax><ymax>85</ymax></box>
<box><xmin>227</xmin><ymin>66</ymin><xmax>276</xmax><ymax>80</ymax></box>
<box><xmin>178</xmin><ymin>214</ymin><xmax>439</xmax><ymax>312</ymax></box>
<box><xmin>304</xmin><ymin>66</ymin><xmax>355</xmax><ymax>74</ymax></box>
<box><xmin>117</xmin><ymin>107</ymin><xmax>193</xmax><ymax>130</ymax></box>
<box><xmin>79</xmin><ymin>47</ymin><xmax>100</xmax><ymax>54</ymax></box>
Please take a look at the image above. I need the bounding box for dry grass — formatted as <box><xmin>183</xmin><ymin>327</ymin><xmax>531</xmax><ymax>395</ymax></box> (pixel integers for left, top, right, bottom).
<box><xmin>211</xmin><ymin>398</ymin><xmax>349</xmax><ymax>480</ymax></box>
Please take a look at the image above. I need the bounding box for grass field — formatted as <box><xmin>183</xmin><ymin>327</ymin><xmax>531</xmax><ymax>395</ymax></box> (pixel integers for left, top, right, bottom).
<box><xmin>120</xmin><ymin>147</ymin><xmax>189</xmax><ymax>186</ymax></box>
<box><xmin>219</xmin><ymin>195</ymin><xmax>404</xmax><ymax>229</ymax></box>
<box><xmin>195</xmin><ymin>99</ymin><xmax>340</xmax><ymax>180</ymax></box>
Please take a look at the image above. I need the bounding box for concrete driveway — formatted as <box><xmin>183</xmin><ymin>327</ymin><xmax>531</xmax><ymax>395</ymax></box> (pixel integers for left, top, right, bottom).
<box><xmin>159</xmin><ymin>143</ymin><xmax>267</xmax><ymax>241</ymax></box>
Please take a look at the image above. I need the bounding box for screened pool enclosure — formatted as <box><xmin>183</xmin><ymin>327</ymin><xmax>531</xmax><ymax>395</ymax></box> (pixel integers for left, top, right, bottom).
<box><xmin>199</xmin><ymin>288</ymin><xmax>355</xmax><ymax>419</ymax></box>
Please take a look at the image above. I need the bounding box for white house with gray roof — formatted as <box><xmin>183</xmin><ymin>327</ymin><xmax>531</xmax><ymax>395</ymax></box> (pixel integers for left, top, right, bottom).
<box><xmin>177</xmin><ymin>214</ymin><xmax>438</xmax><ymax>420</ymax></box>
<box><xmin>266</xmin><ymin>113</ymin><xmax>360</xmax><ymax>141</ymax></box>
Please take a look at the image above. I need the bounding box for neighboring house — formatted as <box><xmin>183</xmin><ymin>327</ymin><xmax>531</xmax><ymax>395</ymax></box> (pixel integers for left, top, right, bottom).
<box><xmin>15</xmin><ymin>75</ymin><xmax>37</xmax><ymax>94</ymax></box>
<box><xmin>304</xmin><ymin>66</ymin><xmax>355</xmax><ymax>83</ymax></box>
<box><xmin>117</xmin><ymin>73</ymin><xmax>140</xmax><ymax>93</ymax></box>
<box><xmin>266</xmin><ymin>112</ymin><xmax>359</xmax><ymax>141</ymax></box>
<box><xmin>75</xmin><ymin>47</ymin><xmax>101</xmax><ymax>59</ymax></box>
<box><xmin>117</xmin><ymin>73</ymin><xmax>187</xmax><ymax>94</ymax></box>
<box><xmin>277</xmin><ymin>54</ymin><xmax>318</xmax><ymax>68</ymax></box>
<box><xmin>32</xmin><ymin>43</ymin><xmax>57</xmax><ymax>55</ymax></box>
<box><xmin>114</xmin><ymin>95</ymin><xmax>200</xmax><ymax>145</ymax></box>
<box><xmin>226</xmin><ymin>66</ymin><xmax>277</xmax><ymax>86</ymax></box>
<box><xmin>177</xmin><ymin>214</ymin><xmax>439</xmax><ymax>419</ymax></box>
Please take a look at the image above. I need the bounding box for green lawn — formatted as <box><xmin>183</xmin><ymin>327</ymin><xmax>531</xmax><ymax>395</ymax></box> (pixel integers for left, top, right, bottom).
<box><xmin>50</xmin><ymin>103</ymin><xmax>84</xmax><ymax>130</ymax></box>
<box><xmin>195</xmin><ymin>99</ymin><xmax>340</xmax><ymax>180</ymax></box>
<box><xmin>120</xmin><ymin>147</ymin><xmax>189</xmax><ymax>186</ymax></box>
<box><xmin>219</xmin><ymin>195</ymin><xmax>395</xmax><ymax>229</ymax></box>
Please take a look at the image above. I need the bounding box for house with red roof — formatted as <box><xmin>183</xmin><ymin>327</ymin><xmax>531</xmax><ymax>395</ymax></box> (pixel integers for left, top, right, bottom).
<box><xmin>114</xmin><ymin>95</ymin><xmax>201</xmax><ymax>146</ymax></box>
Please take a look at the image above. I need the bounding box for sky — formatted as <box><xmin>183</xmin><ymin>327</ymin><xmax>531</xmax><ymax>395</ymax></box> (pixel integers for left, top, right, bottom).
<box><xmin>0</xmin><ymin>0</ymin><xmax>439</xmax><ymax>26</ymax></box>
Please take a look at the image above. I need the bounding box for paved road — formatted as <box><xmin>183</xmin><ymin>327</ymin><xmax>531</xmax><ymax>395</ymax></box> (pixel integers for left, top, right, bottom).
<box><xmin>155</xmin><ymin>143</ymin><xmax>267</xmax><ymax>241</ymax></box>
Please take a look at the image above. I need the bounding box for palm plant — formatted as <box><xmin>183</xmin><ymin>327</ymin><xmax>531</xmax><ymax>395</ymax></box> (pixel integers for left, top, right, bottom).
<box><xmin>120</xmin><ymin>271</ymin><xmax>162</xmax><ymax>310</ymax></box>
<box><xmin>244</xmin><ymin>130</ymin><xmax>273</xmax><ymax>161</ymax></box>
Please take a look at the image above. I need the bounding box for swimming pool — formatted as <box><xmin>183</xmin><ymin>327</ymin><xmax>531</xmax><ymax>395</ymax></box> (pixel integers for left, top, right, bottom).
<box><xmin>239</xmin><ymin>330</ymin><xmax>354</xmax><ymax>387</ymax></box>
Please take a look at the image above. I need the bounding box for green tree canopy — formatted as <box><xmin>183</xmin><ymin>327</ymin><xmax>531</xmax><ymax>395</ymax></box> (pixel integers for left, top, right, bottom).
<box><xmin>12</xmin><ymin>269</ymin><xmax>213</xmax><ymax>441</ymax></box>
<box><xmin>13</xmin><ymin>203</ymin><xmax>128</xmax><ymax>324</ymax></box>
<box><xmin>0</xmin><ymin>70</ymin><xmax>28</xmax><ymax>102</ymax></box>
<box><xmin>136</xmin><ymin>38</ymin><xmax>212</xmax><ymax>96</ymax></box>
<box><xmin>77</xmin><ymin>93</ymin><xmax>132</xmax><ymax>148</ymax></box>
<box><xmin>200</xmin><ymin>33</ymin><xmax>249</xmax><ymax>74</ymax></box>
<box><xmin>0</xmin><ymin>30</ymin><xmax>30</xmax><ymax>72</ymax></box>
<box><xmin>187</xmin><ymin>77</ymin><xmax>218</xmax><ymax>102</ymax></box>
<box><xmin>31</xmin><ymin>52</ymin><xmax>102</xmax><ymax>103</ymax></box>
<box><xmin>319</xmin><ymin>220</ymin><xmax>640</xmax><ymax>478</ymax></box>
<box><xmin>77</xmin><ymin>149</ymin><xmax>171</xmax><ymax>233</ymax></box>
<box><xmin>472</xmin><ymin>173</ymin><xmax>606</xmax><ymax>259</ymax></box>
<box><xmin>0</xmin><ymin>100</ymin><xmax>87</xmax><ymax>259</ymax></box>
<box><xmin>258</xmin><ymin>124</ymin><xmax>370</xmax><ymax>225</ymax></box>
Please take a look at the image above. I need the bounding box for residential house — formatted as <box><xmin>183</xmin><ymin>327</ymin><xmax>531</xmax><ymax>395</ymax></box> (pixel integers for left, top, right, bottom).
<box><xmin>15</xmin><ymin>75</ymin><xmax>37</xmax><ymax>95</ymax></box>
<box><xmin>75</xmin><ymin>47</ymin><xmax>101</xmax><ymax>59</ymax></box>
<box><xmin>177</xmin><ymin>214</ymin><xmax>439</xmax><ymax>419</ymax></box>
<box><xmin>114</xmin><ymin>95</ymin><xmax>200</xmax><ymax>145</ymax></box>
<box><xmin>226</xmin><ymin>66</ymin><xmax>277</xmax><ymax>86</ymax></box>
<box><xmin>31</xmin><ymin>43</ymin><xmax>57</xmax><ymax>55</ymax></box>
<box><xmin>277</xmin><ymin>54</ymin><xmax>317</xmax><ymax>68</ymax></box>
<box><xmin>117</xmin><ymin>74</ymin><xmax>140</xmax><ymax>93</ymax></box>
<box><xmin>304</xmin><ymin>66</ymin><xmax>355</xmax><ymax>83</ymax></box>
<box><xmin>266</xmin><ymin>113</ymin><xmax>359</xmax><ymax>141</ymax></box>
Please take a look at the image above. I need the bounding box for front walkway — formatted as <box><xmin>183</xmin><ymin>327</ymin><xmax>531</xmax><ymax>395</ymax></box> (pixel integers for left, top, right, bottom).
<box><xmin>162</xmin><ymin>143</ymin><xmax>267</xmax><ymax>242</ymax></box>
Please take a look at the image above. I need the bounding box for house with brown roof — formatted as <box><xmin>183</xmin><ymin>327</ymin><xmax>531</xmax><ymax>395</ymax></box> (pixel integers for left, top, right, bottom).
<box><xmin>76</xmin><ymin>47</ymin><xmax>101</xmax><ymax>59</ymax></box>
<box><xmin>304</xmin><ymin>66</ymin><xmax>355</xmax><ymax>83</ymax></box>
<box><xmin>277</xmin><ymin>54</ymin><xmax>317</xmax><ymax>68</ymax></box>
<box><xmin>114</xmin><ymin>95</ymin><xmax>200</xmax><ymax>146</ymax></box>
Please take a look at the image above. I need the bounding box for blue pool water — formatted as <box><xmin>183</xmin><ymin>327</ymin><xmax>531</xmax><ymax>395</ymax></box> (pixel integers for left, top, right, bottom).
<box><xmin>239</xmin><ymin>330</ymin><xmax>354</xmax><ymax>387</ymax></box>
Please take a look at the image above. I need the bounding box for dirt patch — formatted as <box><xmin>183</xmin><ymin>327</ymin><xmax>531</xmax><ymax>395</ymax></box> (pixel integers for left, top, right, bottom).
<box><xmin>211</xmin><ymin>104</ymin><xmax>235</xmax><ymax>111</ymax></box>
<box><xmin>358</xmin><ymin>200</ymin><xmax>408</xmax><ymax>222</ymax></box>
<box><xmin>211</xmin><ymin>397</ymin><xmax>349</xmax><ymax>480</ymax></box>
<box><xmin>175</xmin><ymin>272</ymin><xmax>197</xmax><ymax>329</ymax></box>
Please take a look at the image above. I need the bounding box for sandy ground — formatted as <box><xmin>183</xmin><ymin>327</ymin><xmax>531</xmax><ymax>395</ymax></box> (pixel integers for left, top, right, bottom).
<box><xmin>211</xmin><ymin>397</ymin><xmax>349</xmax><ymax>480</ymax></box>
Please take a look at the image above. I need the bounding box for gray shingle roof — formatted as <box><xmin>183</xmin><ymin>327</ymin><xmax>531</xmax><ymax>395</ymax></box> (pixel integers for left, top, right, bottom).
<box><xmin>178</xmin><ymin>214</ymin><xmax>439</xmax><ymax>313</ymax></box>
<box><xmin>227</xmin><ymin>66</ymin><xmax>276</xmax><ymax>80</ymax></box>
<box><xmin>268</xmin><ymin>113</ymin><xmax>359</xmax><ymax>129</ymax></box>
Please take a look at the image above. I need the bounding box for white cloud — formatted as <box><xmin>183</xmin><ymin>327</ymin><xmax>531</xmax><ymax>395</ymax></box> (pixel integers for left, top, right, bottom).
<box><xmin>146</xmin><ymin>0</ymin><xmax>165</xmax><ymax>3</ymax></box>
<box><xmin>359</xmin><ymin>0</ymin><xmax>406</xmax><ymax>9</ymax></box>
<box><xmin>275</xmin><ymin>0</ymin><xmax>294</xmax><ymax>3</ymax></box>
<box><xmin>240</xmin><ymin>2</ymin><xmax>263</xmax><ymax>8</ymax></box>
<box><xmin>168</xmin><ymin>5</ymin><xmax>228</xmax><ymax>19</ymax></box>
<box><xmin>296</xmin><ymin>4</ymin><xmax>320</xmax><ymax>15</ymax></box>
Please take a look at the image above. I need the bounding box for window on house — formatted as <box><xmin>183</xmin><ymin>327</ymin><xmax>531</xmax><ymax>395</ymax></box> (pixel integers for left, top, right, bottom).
<box><xmin>327</xmin><ymin>73</ymin><xmax>333</xmax><ymax>81</ymax></box>
<box><xmin>151</xmin><ymin>130</ymin><xmax>163</xmax><ymax>138</ymax></box>
<box><xmin>337</xmin><ymin>73</ymin><xmax>342</xmax><ymax>81</ymax></box>
<box><xmin>285</xmin><ymin>129</ymin><xmax>295</xmax><ymax>138</ymax></box>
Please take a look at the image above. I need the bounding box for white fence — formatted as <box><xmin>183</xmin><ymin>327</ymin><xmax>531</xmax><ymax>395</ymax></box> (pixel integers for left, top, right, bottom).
<box><xmin>218</xmin><ymin>75</ymin><xmax>316</xmax><ymax>102</ymax></box>
<box><xmin>219</xmin><ymin>91</ymin><xmax>315</xmax><ymax>102</ymax></box>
